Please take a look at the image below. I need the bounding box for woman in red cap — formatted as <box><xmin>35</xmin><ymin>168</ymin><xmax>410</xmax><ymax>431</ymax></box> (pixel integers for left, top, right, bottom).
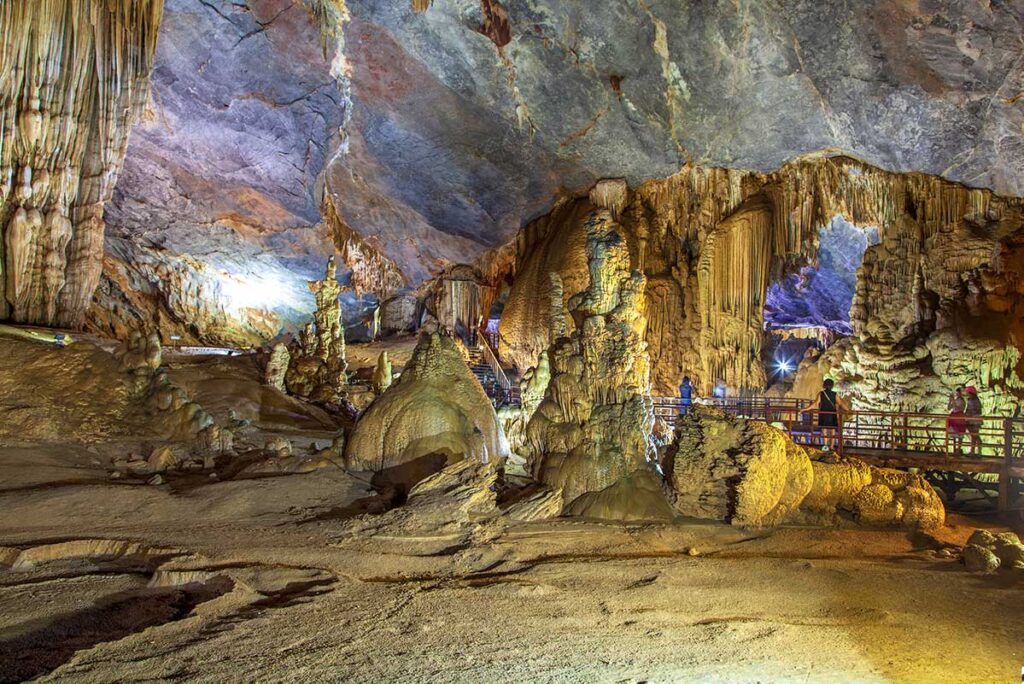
<box><xmin>964</xmin><ymin>386</ymin><xmax>983</xmax><ymax>454</ymax></box>
<box><xmin>947</xmin><ymin>386</ymin><xmax>967</xmax><ymax>454</ymax></box>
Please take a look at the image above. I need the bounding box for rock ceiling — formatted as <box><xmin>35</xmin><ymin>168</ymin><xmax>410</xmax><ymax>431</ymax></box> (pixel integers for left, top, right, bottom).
<box><xmin>6</xmin><ymin>0</ymin><xmax>1024</xmax><ymax>338</ymax></box>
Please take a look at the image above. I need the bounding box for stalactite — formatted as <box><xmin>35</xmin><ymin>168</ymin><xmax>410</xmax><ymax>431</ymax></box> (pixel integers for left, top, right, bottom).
<box><xmin>0</xmin><ymin>0</ymin><xmax>164</xmax><ymax>327</ymax></box>
<box><xmin>432</xmin><ymin>265</ymin><xmax>495</xmax><ymax>342</ymax></box>
<box><xmin>323</xmin><ymin>193</ymin><xmax>405</xmax><ymax>299</ymax></box>
<box><xmin>491</xmin><ymin>153</ymin><xmax>1024</xmax><ymax>397</ymax></box>
<box><xmin>411</xmin><ymin>0</ymin><xmax>433</xmax><ymax>12</ymax></box>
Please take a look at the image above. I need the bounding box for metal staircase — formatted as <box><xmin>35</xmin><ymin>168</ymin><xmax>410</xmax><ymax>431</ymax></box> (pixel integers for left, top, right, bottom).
<box><xmin>466</xmin><ymin>343</ymin><xmax>520</xmax><ymax>408</ymax></box>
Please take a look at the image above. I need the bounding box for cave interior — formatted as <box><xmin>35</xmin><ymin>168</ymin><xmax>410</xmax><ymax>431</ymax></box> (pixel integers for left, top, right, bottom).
<box><xmin>0</xmin><ymin>1</ymin><xmax>1023</xmax><ymax>681</ymax></box>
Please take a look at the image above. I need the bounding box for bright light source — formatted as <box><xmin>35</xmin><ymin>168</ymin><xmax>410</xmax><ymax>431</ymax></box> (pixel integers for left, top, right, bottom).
<box><xmin>775</xmin><ymin>358</ymin><xmax>793</xmax><ymax>374</ymax></box>
<box><xmin>217</xmin><ymin>269</ymin><xmax>303</xmax><ymax>315</ymax></box>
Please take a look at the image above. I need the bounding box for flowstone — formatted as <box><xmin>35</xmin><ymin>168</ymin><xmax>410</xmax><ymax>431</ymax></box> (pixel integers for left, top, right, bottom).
<box><xmin>345</xmin><ymin>332</ymin><xmax>510</xmax><ymax>474</ymax></box>
<box><xmin>525</xmin><ymin>210</ymin><xmax>666</xmax><ymax>520</ymax></box>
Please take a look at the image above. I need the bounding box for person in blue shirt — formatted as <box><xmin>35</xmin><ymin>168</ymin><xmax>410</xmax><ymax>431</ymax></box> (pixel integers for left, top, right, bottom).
<box><xmin>679</xmin><ymin>376</ymin><xmax>693</xmax><ymax>416</ymax></box>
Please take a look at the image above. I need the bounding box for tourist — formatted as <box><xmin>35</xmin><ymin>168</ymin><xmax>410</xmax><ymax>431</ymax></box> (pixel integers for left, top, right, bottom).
<box><xmin>679</xmin><ymin>376</ymin><xmax>693</xmax><ymax>416</ymax></box>
<box><xmin>947</xmin><ymin>386</ymin><xmax>967</xmax><ymax>454</ymax></box>
<box><xmin>712</xmin><ymin>379</ymin><xmax>727</xmax><ymax>400</ymax></box>
<box><xmin>807</xmin><ymin>378</ymin><xmax>849</xmax><ymax>450</ymax></box>
<box><xmin>964</xmin><ymin>386</ymin><xmax>983</xmax><ymax>455</ymax></box>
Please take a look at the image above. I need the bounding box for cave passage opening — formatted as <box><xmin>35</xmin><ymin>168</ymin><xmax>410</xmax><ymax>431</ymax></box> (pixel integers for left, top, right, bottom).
<box><xmin>763</xmin><ymin>215</ymin><xmax>879</xmax><ymax>383</ymax></box>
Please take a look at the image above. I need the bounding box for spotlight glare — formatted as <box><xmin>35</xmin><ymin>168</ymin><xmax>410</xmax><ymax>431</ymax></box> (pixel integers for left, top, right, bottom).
<box><xmin>775</xmin><ymin>358</ymin><xmax>793</xmax><ymax>375</ymax></box>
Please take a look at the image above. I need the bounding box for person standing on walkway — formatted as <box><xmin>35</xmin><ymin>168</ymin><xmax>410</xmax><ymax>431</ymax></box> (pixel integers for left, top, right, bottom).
<box><xmin>807</xmin><ymin>379</ymin><xmax>849</xmax><ymax>451</ymax></box>
<box><xmin>964</xmin><ymin>386</ymin><xmax>983</xmax><ymax>455</ymax></box>
<box><xmin>678</xmin><ymin>376</ymin><xmax>694</xmax><ymax>417</ymax></box>
<box><xmin>947</xmin><ymin>386</ymin><xmax>967</xmax><ymax>454</ymax></box>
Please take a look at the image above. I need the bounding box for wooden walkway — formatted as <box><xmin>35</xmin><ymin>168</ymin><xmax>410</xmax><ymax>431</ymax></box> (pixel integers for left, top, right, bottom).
<box><xmin>653</xmin><ymin>396</ymin><xmax>1024</xmax><ymax>513</ymax></box>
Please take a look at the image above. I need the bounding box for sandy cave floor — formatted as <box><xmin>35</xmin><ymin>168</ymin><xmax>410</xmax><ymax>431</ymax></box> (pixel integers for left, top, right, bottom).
<box><xmin>0</xmin><ymin>335</ymin><xmax>1022</xmax><ymax>682</ymax></box>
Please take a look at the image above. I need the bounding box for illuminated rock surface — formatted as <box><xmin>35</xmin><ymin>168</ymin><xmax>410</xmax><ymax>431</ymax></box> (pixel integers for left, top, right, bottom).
<box><xmin>1</xmin><ymin>2</ymin><xmax>1024</xmax><ymax>681</ymax></box>
<box><xmin>525</xmin><ymin>209</ymin><xmax>666</xmax><ymax>519</ymax></box>
<box><xmin>345</xmin><ymin>332</ymin><xmax>510</xmax><ymax>473</ymax></box>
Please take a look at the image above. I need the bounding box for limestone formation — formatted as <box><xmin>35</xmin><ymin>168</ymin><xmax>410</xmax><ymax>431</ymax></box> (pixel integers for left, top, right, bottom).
<box><xmin>666</xmin><ymin>406</ymin><xmax>944</xmax><ymax>529</ymax></box>
<box><xmin>113</xmin><ymin>330</ymin><xmax>217</xmax><ymax>442</ymax></box>
<box><xmin>502</xmin><ymin>486</ymin><xmax>564</xmax><ymax>523</ymax></box>
<box><xmin>800</xmin><ymin>456</ymin><xmax>945</xmax><ymax>529</ymax></box>
<box><xmin>497</xmin><ymin>351</ymin><xmax>551</xmax><ymax>463</ymax></box>
<box><xmin>345</xmin><ymin>332</ymin><xmax>510</xmax><ymax>473</ymax></box>
<box><xmin>665</xmin><ymin>407</ymin><xmax>813</xmax><ymax>527</ymax></box>
<box><xmin>0</xmin><ymin>0</ymin><xmax>163</xmax><ymax>327</ymax></box>
<box><xmin>380</xmin><ymin>293</ymin><xmax>420</xmax><ymax>335</ymax></box>
<box><xmin>337</xmin><ymin>458</ymin><xmax>503</xmax><ymax>548</ymax></box>
<box><xmin>496</xmin><ymin>156</ymin><xmax>1024</xmax><ymax>410</ymax></box>
<box><xmin>265</xmin><ymin>344</ymin><xmax>291</xmax><ymax>393</ymax></box>
<box><xmin>525</xmin><ymin>210</ymin><xmax>664</xmax><ymax>519</ymax></box>
<box><xmin>284</xmin><ymin>258</ymin><xmax>349</xmax><ymax>403</ymax></box>
<box><xmin>963</xmin><ymin>530</ymin><xmax>1024</xmax><ymax>573</ymax></box>
<box><xmin>372</xmin><ymin>351</ymin><xmax>393</xmax><ymax>395</ymax></box>
<box><xmin>426</xmin><ymin>264</ymin><xmax>495</xmax><ymax>343</ymax></box>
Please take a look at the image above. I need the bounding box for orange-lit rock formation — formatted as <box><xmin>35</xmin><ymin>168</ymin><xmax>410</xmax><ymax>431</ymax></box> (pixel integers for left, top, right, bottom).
<box><xmin>525</xmin><ymin>209</ymin><xmax>668</xmax><ymax>519</ymax></box>
<box><xmin>495</xmin><ymin>155</ymin><xmax>1024</xmax><ymax>416</ymax></box>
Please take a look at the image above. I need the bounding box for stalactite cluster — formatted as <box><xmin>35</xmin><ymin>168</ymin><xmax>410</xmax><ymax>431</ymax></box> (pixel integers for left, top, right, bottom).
<box><xmin>0</xmin><ymin>0</ymin><xmax>163</xmax><ymax>327</ymax></box>
<box><xmin>427</xmin><ymin>264</ymin><xmax>495</xmax><ymax>342</ymax></box>
<box><xmin>323</xmin><ymin>194</ymin><xmax>405</xmax><ymax>300</ymax></box>
<box><xmin>494</xmin><ymin>154</ymin><xmax>1024</xmax><ymax>407</ymax></box>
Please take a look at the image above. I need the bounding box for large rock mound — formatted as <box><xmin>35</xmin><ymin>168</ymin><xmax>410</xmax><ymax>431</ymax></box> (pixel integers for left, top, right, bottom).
<box><xmin>801</xmin><ymin>454</ymin><xmax>945</xmax><ymax>529</ymax></box>
<box><xmin>345</xmin><ymin>333</ymin><xmax>510</xmax><ymax>473</ymax></box>
<box><xmin>665</xmin><ymin>407</ymin><xmax>813</xmax><ymax>526</ymax></box>
<box><xmin>666</xmin><ymin>407</ymin><xmax>945</xmax><ymax>529</ymax></box>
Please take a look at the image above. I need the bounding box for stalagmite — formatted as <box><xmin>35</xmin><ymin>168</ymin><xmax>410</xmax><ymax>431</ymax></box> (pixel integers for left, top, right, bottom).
<box><xmin>346</xmin><ymin>332</ymin><xmax>510</xmax><ymax>473</ymax></box>
<box><xmin>284</xmin><ymin>257</ymin><xmax>350</xmax><ymax>403</ymax></box>
<box><xmin>526</xmin><ymin>209</ymin><xmax>669</xmax><ymax>520</ymax></box>
<box><xmin>373</xmin><ymin>351</ymin><xmax>393</xmax><ymax>394</ymax></box>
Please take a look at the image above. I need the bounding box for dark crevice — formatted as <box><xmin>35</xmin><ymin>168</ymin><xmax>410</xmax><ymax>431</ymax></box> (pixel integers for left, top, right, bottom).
<box><xmin>0</xmin><ymin>577</ymin><xmax>234</xmax><ymax>683</ymax></box>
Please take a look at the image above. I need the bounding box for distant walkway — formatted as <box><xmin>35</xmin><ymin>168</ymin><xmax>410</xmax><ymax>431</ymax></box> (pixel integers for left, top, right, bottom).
<box><xmin>654</xmin><ymin>396</ymin><xmax>1024</xmax><ymax>513</ymax></box>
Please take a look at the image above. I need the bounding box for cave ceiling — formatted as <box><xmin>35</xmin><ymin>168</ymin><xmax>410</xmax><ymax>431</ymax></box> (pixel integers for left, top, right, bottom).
<box><xmin>105</xmin><ymin>0</ymin><xmax>1024</xmax><ymax>331</ymax></box>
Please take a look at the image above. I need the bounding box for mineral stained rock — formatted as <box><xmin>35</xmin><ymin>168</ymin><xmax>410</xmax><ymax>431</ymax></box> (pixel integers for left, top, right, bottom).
<box><xmin>667</xmin><ymin>406</ymin><xmax>944</xmax><ymax>529</ymax></box>
<box><xmin>665</xmin><ymin>407</ymin><xmax>813</xmax><ymax>527</ymax></box>
<box><xmin>526</xmin><ymin>209</ymin><xmax>666</xmax><ymax>520</ymax></box>
<box><xmin>345</xmin><ymin>333</ymin><xmax>510</xmax><ymax>473</ymax></box>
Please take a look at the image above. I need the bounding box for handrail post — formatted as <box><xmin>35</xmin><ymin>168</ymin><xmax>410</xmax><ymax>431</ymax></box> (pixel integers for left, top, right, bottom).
<box><xmin>999</xmin><ymin>418</ymin><xmax>1012</xmax><ymax>514</ymax></box>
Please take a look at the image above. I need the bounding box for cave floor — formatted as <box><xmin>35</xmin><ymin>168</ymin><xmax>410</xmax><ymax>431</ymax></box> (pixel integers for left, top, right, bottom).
<box><xmin>0</xmin><ymin>336</ymin><xmax>1022</xmax><ymax>682</ymax></box>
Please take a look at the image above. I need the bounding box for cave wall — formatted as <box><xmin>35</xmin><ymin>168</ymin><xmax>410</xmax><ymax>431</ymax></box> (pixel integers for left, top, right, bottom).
<box><xmin>0</xmin><ymin>0</ymin><xmax>163</xmax><ymax>328</ymax></box>
<box><xmin>88</xmin><ymin>0</ymin><xmax>348</xmax><ymax>345</ymax></box>
<box><xmin>496</xmin><ymin>155</ymin><xmax>1024</xmax><ymax>409</ymax></box>
<box><xmin>7</xmin><ymin>0</ymin><xmax>1024</xmax><ymax>349</ymax></box>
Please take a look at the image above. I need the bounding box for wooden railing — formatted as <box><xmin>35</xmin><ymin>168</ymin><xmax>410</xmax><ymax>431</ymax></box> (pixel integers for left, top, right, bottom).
<box><xmin>653</xmin><ymin>396</ymin><xmax>1024</xmax><ymax>511</ymax></box>
<box><xmin>652</xmin><ymin>396</ymin><xmax>812</xmax><ymax>422</ymax></box>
